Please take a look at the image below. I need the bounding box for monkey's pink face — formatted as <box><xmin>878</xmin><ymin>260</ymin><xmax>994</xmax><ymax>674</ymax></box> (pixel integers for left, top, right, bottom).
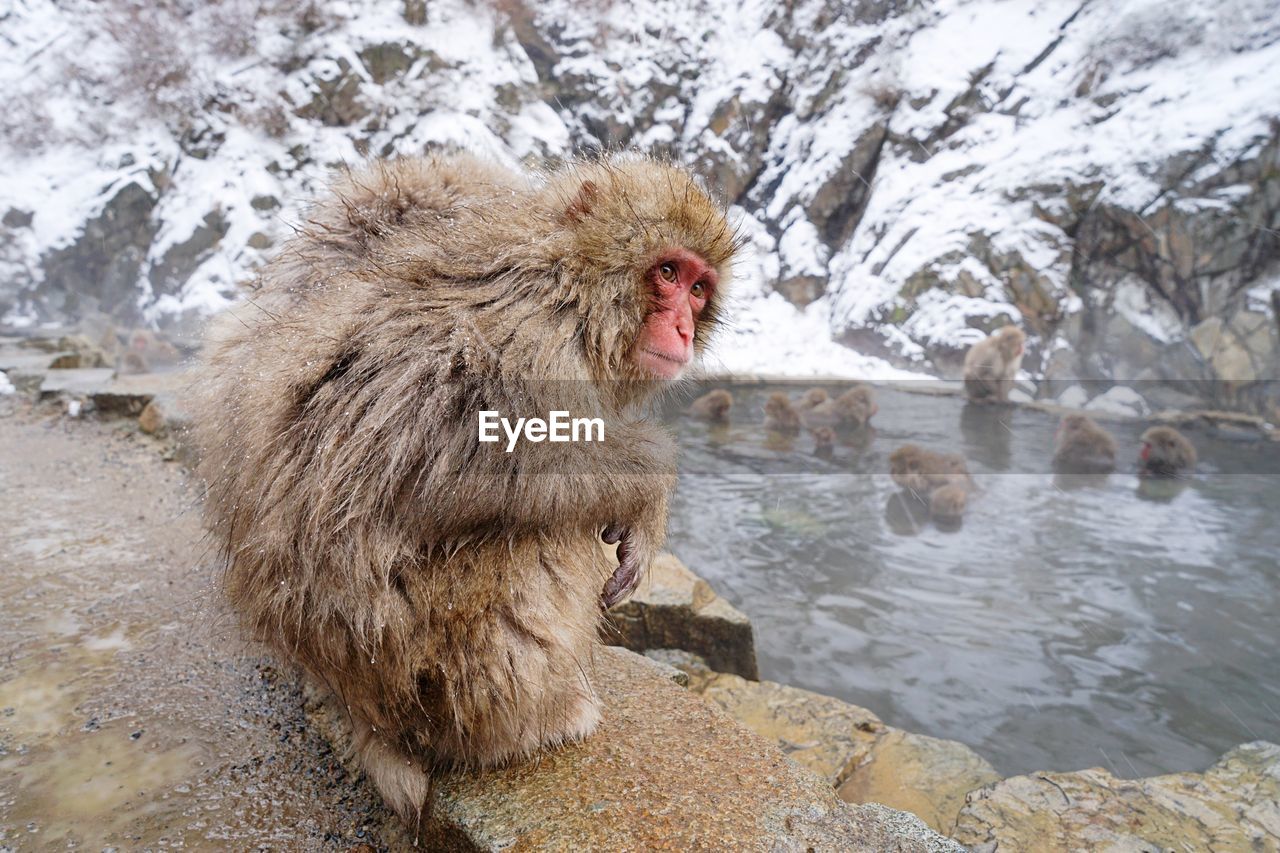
<box><xmin>635</xmin><ymin>247</ymin><xmax>717</xmax><ymax>380</ymax></box>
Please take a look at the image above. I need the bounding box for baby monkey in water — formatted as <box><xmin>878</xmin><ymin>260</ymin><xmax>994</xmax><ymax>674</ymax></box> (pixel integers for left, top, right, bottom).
<box><xmin>194</xmin><ymin>152</ymin><xmax>739</xmax><ymax>823</ymax></box>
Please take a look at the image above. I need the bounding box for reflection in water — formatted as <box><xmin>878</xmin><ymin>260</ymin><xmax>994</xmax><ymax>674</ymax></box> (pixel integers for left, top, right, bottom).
<box><xmin>666</xmin><ymin>383</ymin><xmax>1280</xmax><ymax>778</ymax></box>
<box><xmin>960</xmin><ymin>403</ymin><xmax>1013</xmax><ymax>471</ymax></box>
<box><xmin>1136</xmin><ymin>477</ymin><xmax>1191</xmax><ymax>503</ymax></box>
<box><xmin>1053</xmin><ymin>471</ymin><xmax>1113</xmax><ymax>491</ymax></box>
<box><xmin>840</xmin><ymin>425</ymin><xmax>877</xmax><ymax>453</ymax></box>
<box><xmin>884</xmin><ymin>492</ymin><xmax>930</xmax><ymax>536</ymax></box>
<box><xmin>763</xmin><ymin>429</ymin><xmax>797</xmax><ymax>453</ymax></box>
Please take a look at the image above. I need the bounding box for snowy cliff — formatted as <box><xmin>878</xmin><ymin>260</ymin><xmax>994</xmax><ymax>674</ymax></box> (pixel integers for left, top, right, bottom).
<box><xmin>2</xmin><ymin>0</ymin><xmax>1278</xmax><ymax>403</ymax></box>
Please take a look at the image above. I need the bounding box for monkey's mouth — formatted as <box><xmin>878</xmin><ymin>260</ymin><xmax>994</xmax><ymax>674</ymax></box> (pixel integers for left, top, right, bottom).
<box><xmin>638</xmin><ymin>347</ymin><xmax>690</xmax><ymax>379</ymax></box>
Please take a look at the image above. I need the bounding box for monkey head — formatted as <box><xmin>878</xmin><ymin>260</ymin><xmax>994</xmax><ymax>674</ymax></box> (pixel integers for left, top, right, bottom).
<box><xmin>929</xmin><ymin>484</ymin><xmax>968</xmax><ymax>524</ymax></box>
<box><xmin>1139</xmin><ymin>426</ymin><xmax>1197</xmax><ymax>474</ymax></box>
<box><xmin>836</xmin><ymin>386</ymin><xmax>877</xmax><ymax>421</ymax></box>
<box><xmin>889</xmin><ymin>444</ymin><xmax>929</xmax><ymax>493</ymax></box>
<box><xmin>764</xmin><ymin>393</ymin><xmax>793</xmax><ymax>419</ymax></box>
<box><xmin>541</xmin><ymin>157</ymin><xmax>739</xmax><ymax>390</ymax></box>
<box><xmin>704</xmin><ymin>389</ymin><xmax>732</xmax><ymax>418</ymax></box>
<box><xmin>996</xmin><ymin>326</ymin><xmax>1026</xmax><ymax>360</ymax></box>
<box><xmin>1057</xmin><ymin>413</ymin><xmax>1088</xmax><ymax>439</ymax></box>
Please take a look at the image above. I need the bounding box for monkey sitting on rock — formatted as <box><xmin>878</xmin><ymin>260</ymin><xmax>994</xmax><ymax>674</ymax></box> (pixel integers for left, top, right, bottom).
<box><xmin>963</xmin><ymin>326</ymin><xmax>1025</xmax><ymax>404</ymax></box>
<box><xmin>193</xmin><ymin>152</ymin><xmax>739</xmax><ymax>824</ymax></box>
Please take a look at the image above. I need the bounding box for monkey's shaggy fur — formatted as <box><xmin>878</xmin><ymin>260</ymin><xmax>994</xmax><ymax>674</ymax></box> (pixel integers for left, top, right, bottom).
<box><xmin>193</xmin><ymin>152</ymin><xmax>737</xmax><ymax>821</ymax></box>
<box><xmin>1053</xmin><ymin>413</ymin><xmax>1119</xmax><ymax>474</ymax></box>
<box><xmin>1139</xmin><ymin>425</ymin><xmax>1197</xmax><ymax>478</ymax></box>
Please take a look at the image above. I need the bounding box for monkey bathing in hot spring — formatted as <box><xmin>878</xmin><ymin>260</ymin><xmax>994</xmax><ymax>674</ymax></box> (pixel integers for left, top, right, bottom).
<box><xmin>193</xmin><ymin>152</ymin><xmax>739</xmax><ymax>822</ymax></box>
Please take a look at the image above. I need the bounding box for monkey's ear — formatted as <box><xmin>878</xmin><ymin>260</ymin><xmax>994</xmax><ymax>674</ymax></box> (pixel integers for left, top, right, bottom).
<box><xmin>562</xmin><ymin>180</ymin><xmax>600</xmax><ymax>225</ymax></box>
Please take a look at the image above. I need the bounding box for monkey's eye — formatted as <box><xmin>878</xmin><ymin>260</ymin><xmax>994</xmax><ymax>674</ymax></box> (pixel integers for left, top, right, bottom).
<box><xmin>691</xmin><ymin>280</ymin><xmax>707</xmax><ymax>298</ymax></box>
<box><xmin>658</xmin><ymin>262</ymin><xmax>678</xmax><ymax>283</ymax></box>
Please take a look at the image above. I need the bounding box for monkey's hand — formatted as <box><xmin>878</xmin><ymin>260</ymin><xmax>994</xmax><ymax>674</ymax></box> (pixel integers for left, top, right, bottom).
<box><xmin>600</xmin><ymin>522</ymin><xmax>654</xmax><ymax>609</ymax></box>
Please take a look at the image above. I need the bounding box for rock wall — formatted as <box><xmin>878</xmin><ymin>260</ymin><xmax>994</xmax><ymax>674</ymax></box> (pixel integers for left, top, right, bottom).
<box><xmin>606</xmin><ymin>552</ymin><xmax>760</xmax><ymax>679</ymax></box>
<box><xmin>3</xmin><ymin>0</ymin><xmax>1278</xmax><ymax>408</ymax></box>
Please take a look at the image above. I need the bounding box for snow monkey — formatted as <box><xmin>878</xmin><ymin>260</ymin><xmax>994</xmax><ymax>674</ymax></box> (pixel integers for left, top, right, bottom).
<box><xmin>1139</xmin><ymin>425</ymin><xmax>1197</xmax><ymax>478</ymax></box>
<box><xmin>1052</xmin><ymin>413</ymin><xmax>1118</xmax><ymax>474</ymax></box>
<box><xmin>889</xmin><ymin>444</ymin><xmax>974</xmax><ymax>528</ymax></box>
<box><xmin>687</xmin><ymin>388</ymin><xmax>733</xmax><ymax>423</ymax></box>
<box><xmin>193</xmin><ymin>152</ymin><xmax>739</xmax><ymax>823</ymax></box>
<box><xmin>928</xmin><ymin>484</ymin><xmax>968</xmax><ymax>530</ymax></box>
<box><xmin>889</xmin><ymin>444</ymin><xmax>972</xmax><ymax>499</ymax></box>
<box><xmin>763</xmin><ymin>392</ymin><xmax>802</xmax><ymax>434</ymax></box>
<box><xmin>963</xmin><ymin>326</ymin><xmax>1026</xmax><ymax>404</ymax></box>
<box><xmin>799</xmin><ymin>387</ymin><xmax>829</xmax><ymax>412</ymax></box>
<box><xmin>811</xmin><ymin>426</ymin><xmax>836</xmax><ymax>459</ymax></box>
<box><xmin>803</xmin><ymin>383</ymin><xmax>878</xmax><ymax>429</ymax></box>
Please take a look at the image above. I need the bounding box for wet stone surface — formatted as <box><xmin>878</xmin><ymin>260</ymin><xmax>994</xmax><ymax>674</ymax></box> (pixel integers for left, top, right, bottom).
<box><xmin>606</xmin><ymin>552</ymin><xmax>760</xmax><ymax>680</ymax></box>
<box><xmin>307</xmin><ymin>647</ymin><xmax>963</xmax><ymax>852</ymax></box>
<box><xmin>0</xmin><ymin>406</ymin><xmax>400</xmax><ymax>849</ymax></box>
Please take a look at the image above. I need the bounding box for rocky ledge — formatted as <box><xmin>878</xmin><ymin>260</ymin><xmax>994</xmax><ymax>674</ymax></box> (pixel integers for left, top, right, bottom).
<box><xmin>953</xmin><ymin>741</ymin><xmax>1280</xmax><ymax>852</ymax></box>
<box><xmin>307</xmin><ymin>647</ymin><xmax>960</xmax><ymax>852</ymax></box>
<box><xmin>606</xmin><ymin>552</ymin><xmax>760</xmax><ymax>680</ymax></box>
<box><xmin>674</xmin><ymin>665</ymin><xmax>1000</xmax><ymax>837</ymax></box>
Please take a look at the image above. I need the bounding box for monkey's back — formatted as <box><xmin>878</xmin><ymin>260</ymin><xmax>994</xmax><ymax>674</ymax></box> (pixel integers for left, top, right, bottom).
<box><xmin>1053</xmin><ymin>427</ymin><xmax>1118</xmax><ymax>473</ymax></box>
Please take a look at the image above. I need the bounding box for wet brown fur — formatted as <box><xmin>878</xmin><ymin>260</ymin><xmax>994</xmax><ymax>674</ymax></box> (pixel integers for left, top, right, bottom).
<box><xmin>929</xmin><ymin>484</ymin><xmax>968</xmax><ymax>527</ymax></box>
<box><xmin>811</xmin><ymin>426</ymin><xmax>836</xmax><ymax>459</ymax></box>
<box><xmin>192</xmin><ymin>152</ymin><xmax>738</xmax><ymax>823</ymax></box>
<box><xmin>1139</xmin><ymin>426</ymin><xmax>1197</xmax><ymax>478</ymax></box>
<box><xmin>799</xmin><ymin>387</ymin><xmax>828</xmax><ymax>411</ymax></box>
<box><xmin>1053</xmin><ymin>413</ymin><xmax>1118</xmax><ymax>474</ymax></box>
<box><xmin>801</xmin><ymin>386</ymin><xmax>877</xmax><ymax>430</ymax></box>
<box><xmin>763</xmin><ymin>392</ymin><xmax>802</xmax><ymax>434</ymax></box>
<box><xmin>889</xmin><ymin>444</ymin><xmax>973</xmax><ymax>498</ymax></box>
<box><xmin>688</xmin><ymin>388</ymin><xmax>733</xmax><ymax>423</ymax></box>
<box><xmin>890</xmin><ymin>445</ymin><xmax>973</xmax><ymax>529</ymax></box>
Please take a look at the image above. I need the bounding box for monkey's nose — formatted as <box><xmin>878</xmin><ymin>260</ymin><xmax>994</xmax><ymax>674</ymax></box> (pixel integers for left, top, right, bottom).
<box><xmin>676</xmin><ymin>309</ymin><xmax>695</xmax><ymax>345</ymax></box>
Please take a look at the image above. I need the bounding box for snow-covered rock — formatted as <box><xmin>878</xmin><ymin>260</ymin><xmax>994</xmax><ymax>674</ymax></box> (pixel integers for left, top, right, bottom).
<box><xmin>1084</xmin><ymin>385</ymin><xmax>1151</xmax><ymax>418</ymax></box>
<box><xmin>1056</xmin><ymin>385</ymin><xmax>1089</xmax><ymax>409</ymax></box>
<box><xmin>1</xmin><ymin>0</ymin><xmax>1277</xmax><ymax>403</ymax></box>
